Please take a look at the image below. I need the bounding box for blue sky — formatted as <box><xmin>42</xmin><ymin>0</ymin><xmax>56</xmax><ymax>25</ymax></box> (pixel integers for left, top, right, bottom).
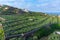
<box><xmin>0</xmin><ymin>0</ymin><xmax>60</xmax><ymax>12</ymax></box>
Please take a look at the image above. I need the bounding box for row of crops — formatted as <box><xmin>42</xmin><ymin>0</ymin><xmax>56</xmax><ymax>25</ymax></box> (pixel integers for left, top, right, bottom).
<box><xmin>0</xmin><ymin>14</ymin><xmax>57</xmax><ymax>40</ymax></box>
<box><xmin>45</xmin><ymin>22</ymin><xmax>60</xmax><ymax>40</ymax></box>
<box><xmin>0</xmin><ymin>5</ymin><xmax>59</xmax><ymax>40</ymax></box>
<box><xmin>39</xmin><ymin>16</ymin><xmax>60</xmax><ymax>40</ymax></box>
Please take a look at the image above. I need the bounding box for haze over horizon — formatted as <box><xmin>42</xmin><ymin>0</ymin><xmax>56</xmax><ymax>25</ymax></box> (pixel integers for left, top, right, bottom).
<box><xmin>0</xmin><ymin>0</ymin><xmax>60</xmax><ymax>13</ymax></box>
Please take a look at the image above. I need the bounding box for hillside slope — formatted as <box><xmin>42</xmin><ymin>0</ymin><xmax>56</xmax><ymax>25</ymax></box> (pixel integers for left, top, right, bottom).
<box><xmin>0</xmin><ymin>5</ymin><xmax>47</xmax><ymax>15</ymax></box>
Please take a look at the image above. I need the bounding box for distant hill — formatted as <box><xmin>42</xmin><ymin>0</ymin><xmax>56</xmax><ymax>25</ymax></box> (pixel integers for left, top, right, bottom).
<box><xmin>0</xmin><ymin>5</ymin><xmax>29</xmax><ymax>15</ymax></box>
<box><xmin>46</xmin><ymin>12</ymin><xmax>60</xmax><ymax>16</ymax></box>
<box><xmin>0</xmin><ymin>5</ymin><xmax>48</xmax><ymax>15</ymax></box>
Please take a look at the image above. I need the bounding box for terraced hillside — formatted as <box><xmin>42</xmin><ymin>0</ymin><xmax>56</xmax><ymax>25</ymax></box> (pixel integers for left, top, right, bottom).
<box><xmin>0</xmin><ymin>12</ymin><xmax>54</xmax><ymax>40</ymax></box>
<box><xmin>0</xmin><ymin>5</ymin><xmax>59</xmax><ymax>40</ymax></box>
<box><xmin>0</xmin><ymin>5</ymin><xmax>28</xmax><ymax>15</ymax></box>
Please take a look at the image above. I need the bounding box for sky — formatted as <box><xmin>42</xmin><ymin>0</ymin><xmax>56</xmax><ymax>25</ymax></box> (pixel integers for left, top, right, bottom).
<box><xmin>0</xmin><ymin>0</ymin><xmax>60</xmax><ymax>13</ymax></box>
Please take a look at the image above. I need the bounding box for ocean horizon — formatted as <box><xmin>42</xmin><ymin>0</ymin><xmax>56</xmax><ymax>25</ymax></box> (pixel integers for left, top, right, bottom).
<box><xmin>45</xmin><ymin>12</ymin><xmax>60</xmax><ymax>15</ymax></box>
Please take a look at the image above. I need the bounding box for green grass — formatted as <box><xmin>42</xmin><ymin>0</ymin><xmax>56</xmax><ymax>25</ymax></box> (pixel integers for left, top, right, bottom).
<box><xmin>48</xmin><ymin>31</ymin><xmax>60</xmax><ymax>40</ymax></box>
<box><xmin>0</xmin><ymin>13</ymin><xmax>57</xmax><ymax>40</ymax></box>
<box><xmin>0</xmin><ymin>14</ymin><xmax>49</xmax><ymax>39</ymax></box>
<box><xmin>0</xmin><ymin>24</ymin><xmax>5</xmax><ymax>40</ymax></box>
<box><xmin>0</xmin><ymin>5</ymin><xmax>59</xmax><ymax>40</ymax></box>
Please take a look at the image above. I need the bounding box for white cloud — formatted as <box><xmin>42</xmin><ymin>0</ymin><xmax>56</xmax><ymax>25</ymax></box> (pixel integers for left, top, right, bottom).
<box><xmin>0</xmin><ymin>0</ymin><xmax>25</xmax><ymax>7</ymax></box>
<box><xmin>37</xmin><ymin>0</ymin><xmax>60</xmax><ymax>12</ymax></box>
<box><xmin>36</xmin><ymin>3</ymin><xmax>48</xmax><ymax>7</ymax></box>
<box><xmin>49</xmin><ymin>0</ymin><xmax>60</xmax><ymax>7</ymax></box>
<box><xmin>0</xmin><ymin>0</ymin><xmax>60</xmax><ymax>12</ymax></box>
<box><xmin>38</xmin><ymin>0</ymin><xmax>48</xmax><ymax>3</ymax></box>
